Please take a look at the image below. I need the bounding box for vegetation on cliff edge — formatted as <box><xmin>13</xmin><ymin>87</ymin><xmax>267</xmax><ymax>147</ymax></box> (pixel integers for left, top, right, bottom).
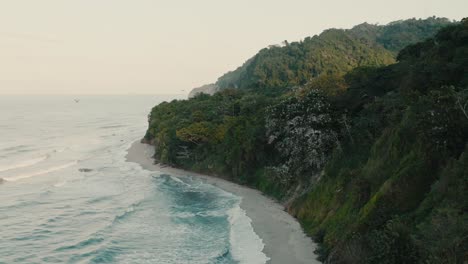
<box><xmin>144</xmin><ymin>18</ymin><xmax>467</xmax><ymax>263</ymax></box>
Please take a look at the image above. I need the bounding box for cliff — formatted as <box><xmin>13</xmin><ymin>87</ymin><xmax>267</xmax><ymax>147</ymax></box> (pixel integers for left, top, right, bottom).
<box><xmin>144</xmin><ymin>18</ymin><xmax>467</xmax><ymax>263</ymax></box>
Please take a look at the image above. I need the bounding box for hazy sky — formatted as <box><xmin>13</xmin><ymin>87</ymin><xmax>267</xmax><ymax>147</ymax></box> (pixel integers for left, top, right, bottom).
<box><xmin>0</xmin><ymin>0</ymin><xmax>466</xmax><ymax>95</ymax></box>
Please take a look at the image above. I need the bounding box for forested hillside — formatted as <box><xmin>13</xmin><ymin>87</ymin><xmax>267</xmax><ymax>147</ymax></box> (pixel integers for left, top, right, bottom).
<box><xmin>144</xmin><ymin>18</ymin><xmax>467</xmax><ymax>263</ymax></box>
<box><xmin>214</xmin><ymin>17</ymin><xmax>452</xmax><ymax>93</ymax></box>
<box><xmin>289</xmin><ymin>20</ymin><xmax>468</xmax><ymax>263</ymax></box>
<box><xmin>215</xmin><ymin>30</ymin><xmax>394</xmax><ymax>92</ymax></box>
<box><xmin>349</xmin><ymin>16</ymin><xmax>453</xmax><ymax>52</ymax></box>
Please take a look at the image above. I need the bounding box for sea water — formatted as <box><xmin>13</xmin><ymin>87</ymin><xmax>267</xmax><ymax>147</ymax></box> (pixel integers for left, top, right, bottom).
<box><xmin>0</xmin><ymin>95</ymin><xmax>268</xmax><ymax>264</ymax></box>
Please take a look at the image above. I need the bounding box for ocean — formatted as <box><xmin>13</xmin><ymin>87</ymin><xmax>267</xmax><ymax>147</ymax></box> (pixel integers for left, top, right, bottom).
<box><xmin>0</xmin><ymin>95</ymin><xmax>268</xmax><ymax>264</ymax></box>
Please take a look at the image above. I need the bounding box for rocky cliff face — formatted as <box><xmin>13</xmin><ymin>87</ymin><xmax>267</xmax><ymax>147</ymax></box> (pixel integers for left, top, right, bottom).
<box><xmin>188</xmin><ymin>83</ymin><xmax>219</xmax><ymax>98</ymax></box>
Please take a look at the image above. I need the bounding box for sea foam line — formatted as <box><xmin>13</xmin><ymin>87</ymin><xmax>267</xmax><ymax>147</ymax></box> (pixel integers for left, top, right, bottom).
<box><xmin>228</xmin><ymin>203</ymin><xmax>270</xmax><ymax>264</ymax></box>
<box><xmin>0</xmin><ymin>155</ymin><xmax>48</xmax><ymax>173</ymax></box>
<box><xmin>4</xmin><ymin>161</ymin><xmax>78</xmax><ymax>182</ymax></box>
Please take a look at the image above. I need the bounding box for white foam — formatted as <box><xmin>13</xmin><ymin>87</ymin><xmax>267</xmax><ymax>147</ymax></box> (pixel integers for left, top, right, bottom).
<box><xmin>4</xmin><ymin>161</ymin><xmax>77</xmax><ymax>182</ymax></box>
<box><xmin>53</xmin><ymin>180</ymin><xmax>67</xmax><ymax>188</ymax></box>
<box><xmin>0</xmin><ymin>155</ymin><xmax>48</xmax><ymax>173</ymax></box>
<box><xmin>228</xmin><ymin>203</ymin><xmax>270</xmax><ymax>264</ymax></box>
<box><xmin>169</xmin><ymin>175</ymin><xmax>191</xmax><ymax>186</ymax></box>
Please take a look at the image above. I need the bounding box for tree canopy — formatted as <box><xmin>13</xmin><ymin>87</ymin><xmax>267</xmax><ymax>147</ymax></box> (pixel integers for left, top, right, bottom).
<box><xmin>144</xmin><ymin>18</ymin><xmax>468</xmax><ymax>263</ymax></box>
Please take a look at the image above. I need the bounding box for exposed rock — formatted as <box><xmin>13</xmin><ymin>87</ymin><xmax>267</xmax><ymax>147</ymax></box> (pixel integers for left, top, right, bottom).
<box><xmin>188</xmin><ymin>83</ymin><xmax>219</xmax><ymax>98</ymax></box>
<box><xmin>140</xmin><ymin>137</ymin><xmax>154</xmax><ymax>145</ymax></box>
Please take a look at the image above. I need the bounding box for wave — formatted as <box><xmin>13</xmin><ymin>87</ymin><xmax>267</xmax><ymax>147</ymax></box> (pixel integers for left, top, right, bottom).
<box><xmin>112</xmin><ymin>201</ymin><xmax>142</xmax><ymax>224</ymax></box>
<box><xmin>213</xmin><ymin>247</ymin><xmax>234</xmax><ymax>263</ymax></box>
<box><xmin>157</xmin><ymin>173</ymin><xmax>269</xmax><ymax>262</ymax></box>
<box><xmin>171</xmin><ymin>209</ymin><xmax>228</xmax><ymax>219</ymax></box>
<box><xmin>0</xmin><ymin>155</ymin><xmax>49</xmax><ymax>173</ymax></box>
<box><xmin>55</xmin><ymin>237</ymin><xmax>104</xmax><ymax>252</ymax></box>
<box><xmin>4</xmin><ymin>161</ymin><xmax>78</xmax><ymax>182</ymax></box>
<box><xmin>1</xmin><ymin>144</ymin><xmax>29</xmax><ymax>152</ymax></box>
<box><xmin>87</xmin><ymin>196</ymin><xmax>114</xmax><ymax>205</ymax></box>
<box><xmin>227</xmin><ymin>204</ymin><xmax>270</xmax><ymax>264</ymax></box>
<box><xmin>53</xmin><ymin>180</ymin><xmax>67</xmax><ymax>188</ymax></box>
<box><xmin>99</xmin><ymin>124</ymin><xmax>126</xmax><ymax>129</ymax></box>
<box><xmin>169</xmin><ymin>175</ymin><xmax>191</xmax><ymax>186</ymax></box>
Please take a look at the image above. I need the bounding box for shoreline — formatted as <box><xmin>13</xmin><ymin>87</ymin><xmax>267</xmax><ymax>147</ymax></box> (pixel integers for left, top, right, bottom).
<box><xmin>126</xmin><ymin>140</ymin><xmax>320</xmax><ymax>264</ymax></box>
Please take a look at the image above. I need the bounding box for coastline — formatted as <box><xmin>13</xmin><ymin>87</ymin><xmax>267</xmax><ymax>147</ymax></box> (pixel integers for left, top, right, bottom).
<box><xmin>126</xmin><ymin>140</ymin><xmax>320</xmax><ymax>264</ymax></box>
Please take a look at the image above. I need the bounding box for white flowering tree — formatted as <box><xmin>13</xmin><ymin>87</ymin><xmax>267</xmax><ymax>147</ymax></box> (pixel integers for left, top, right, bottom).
<box><xmin>265</xmin><ymin>89</ymin><xmax>340</xmax><ymax>186</ymax></box>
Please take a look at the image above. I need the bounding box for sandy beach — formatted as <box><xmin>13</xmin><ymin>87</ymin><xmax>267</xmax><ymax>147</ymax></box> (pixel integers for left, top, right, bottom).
<box><xmin>126</xmin><ymin>140</ymin><xmax>320</xmax><ymax>264</ymax></box>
